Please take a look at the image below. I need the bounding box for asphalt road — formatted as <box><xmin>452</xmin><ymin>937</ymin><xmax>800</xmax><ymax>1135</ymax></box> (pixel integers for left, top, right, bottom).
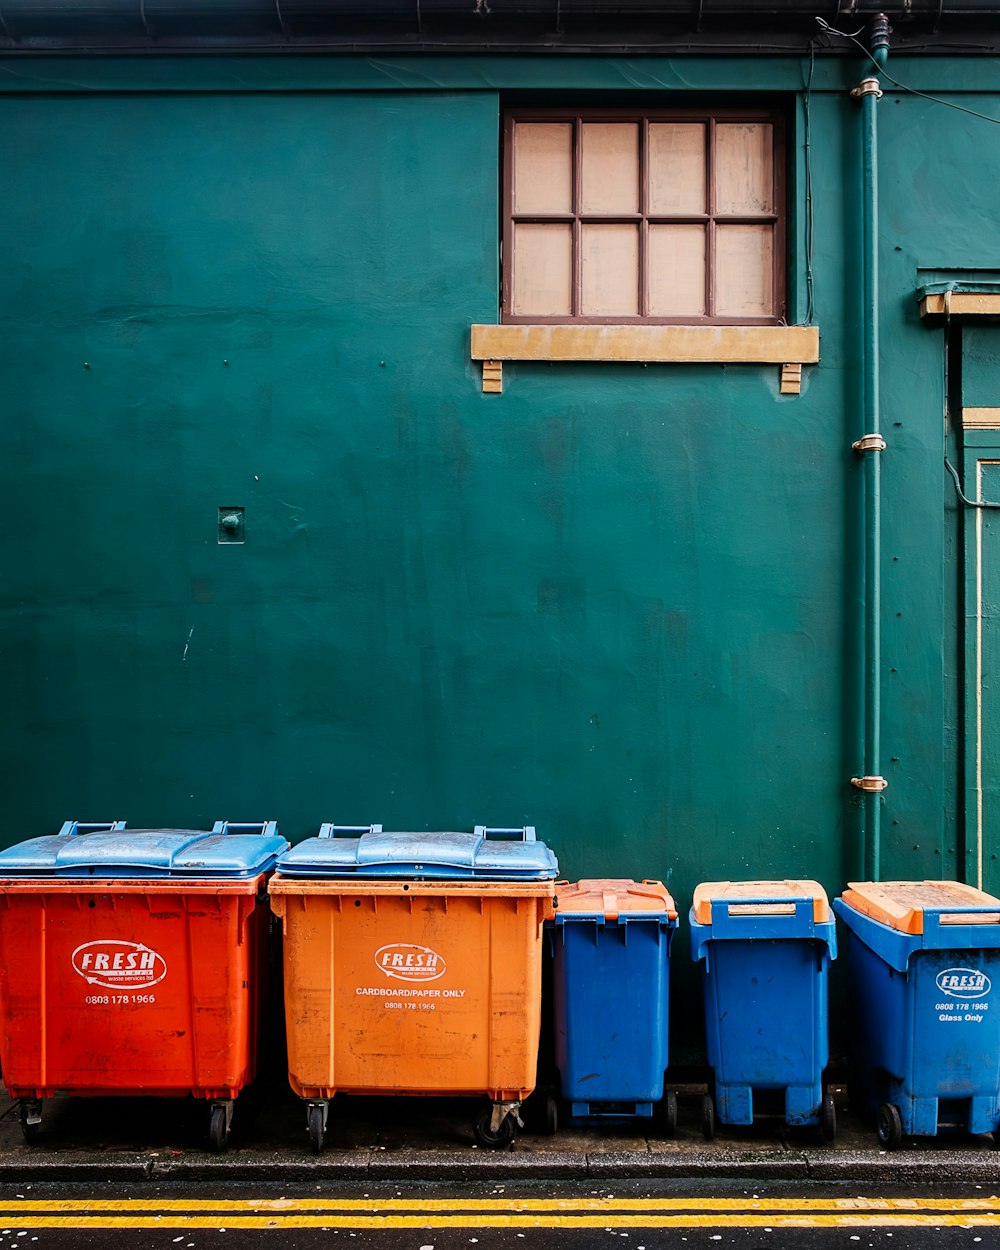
<box><xmin>0</xmin><ymin>1180</ymin><xmax>995</xmax><ymax>1250</ymax></box>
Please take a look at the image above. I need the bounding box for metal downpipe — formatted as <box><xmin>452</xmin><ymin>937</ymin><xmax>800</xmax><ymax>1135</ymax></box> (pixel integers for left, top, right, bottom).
<box><xmin>852</xmin><ymin>16</ymin><xmax>890</xmax><ymax>881</ymax></box>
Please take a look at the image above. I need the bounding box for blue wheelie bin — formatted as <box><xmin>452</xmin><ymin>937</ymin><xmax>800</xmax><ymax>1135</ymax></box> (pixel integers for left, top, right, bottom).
<box><xmin>690</xmin><ymin>879</ymin><xmax>837</xmax><ymax>1140</ymax></box>
<box><xmin>549</xmin><ymin>879</ymin><xmax>677</xmax><ymax>1132</ymax></box>
<box><xmin>834</xmin><ymin>879</ymin><xmax>1000</xmax><ymax>1149</ymax></box>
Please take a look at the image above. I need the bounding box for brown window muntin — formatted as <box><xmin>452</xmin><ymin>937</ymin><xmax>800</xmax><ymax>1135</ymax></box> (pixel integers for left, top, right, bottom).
<box><xmin>502</xmin><ymin>107</ymin><xmax>786</xmax><ymax>326</ymax></box>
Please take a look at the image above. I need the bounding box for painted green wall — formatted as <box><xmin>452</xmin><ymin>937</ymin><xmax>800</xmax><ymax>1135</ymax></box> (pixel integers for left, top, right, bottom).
<box><xmin>1</xmin><ymin>53</ymin><xmax>995</xmax><ymax>1054</ymax></box>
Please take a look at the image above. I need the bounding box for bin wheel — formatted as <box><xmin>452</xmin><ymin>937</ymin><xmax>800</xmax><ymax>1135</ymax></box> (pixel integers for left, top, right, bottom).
<box><xmin>19</xmin><ymin>1104</ymin><xmax>40</xmax><ymax>1147</ymax></box>
<box><xmin>474</xmin><ymin>1106</ymin><xmax>517</xmax><ymax>1149</ymax></box>
<box><xmin>701</xmin><ymin>1093</ymin><xmax>716</xmax><ymax>1141</ymax></box>
<box><xmin>208</xmin><ymin>1104</ymin><xmax>230</xmax><ymax>1155</ymax></box>
<box><xmin>655</xmin><ymin>1090</ymin><xmax>678</xmax><ymax>1138</ymax></box>
<box><xmin>820</xmin><ymin>1093</ymin><xmax>836</xmax><ymax>1143</ymax></box>
<box><xmin>876</xmin><ymin>1102</ymin><xmax>903</xmax><ymax>1151</ymax></box>
<box><xmin>542</xmin><ymin>1093</ymin><xmax>559</xmax><ymax>1137</ymax></box>
<box><xmin>308</xmin><ymin>1103</ymin><xmax>326</xmax><ymax>1155</ymax></box>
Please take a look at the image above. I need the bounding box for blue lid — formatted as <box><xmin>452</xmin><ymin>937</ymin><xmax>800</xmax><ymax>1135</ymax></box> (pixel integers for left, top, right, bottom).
<box><xmin>0</xmin><ymin>821</ymin><xmax>288</xmax><ymax>879</ymax></box>
<box><xmin>275</xmin><ymin>825</ymin><xmax>558</xmax><ymax>880</ymax></box>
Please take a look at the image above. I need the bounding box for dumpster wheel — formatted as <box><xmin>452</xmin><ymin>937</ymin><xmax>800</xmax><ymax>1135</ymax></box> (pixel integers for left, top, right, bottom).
<box><xmin>208</xmin><ymin>1102</ymin><xmax>233</xmax><ymax>1154</ymax></box>
<box><xmin>876</xmin><ymin>1102</ymin><xmax>903</xmax><ymax>1151</ymax></box>
<box><xmin>18</xmin><ymin>1101</ymin><xmax>41</xmax><ymax>1146</ymax></box>
<box><xmin>700</xmin><ymin>1093</ymin><xmax>715</xmax><ymax>1141</ymax></box>
<box><xmin>820</xmin><ymin>1092</ymin><xmax>836</xmax><ymax>1142</ymax></box>
<box><xmin>307</xmin><ymin>1102</ymin><xmax>329</xmax><ymax>1155</ymax></box>
<box><xmin>655</xmin><ymin>1090</ymin><xmax>678</xmax><ymax>1138</ymax></box>
<box><xmin>474</xmin><ymin>1104</ymin><xmax>517</xmax><ymax>1149</ymax></box>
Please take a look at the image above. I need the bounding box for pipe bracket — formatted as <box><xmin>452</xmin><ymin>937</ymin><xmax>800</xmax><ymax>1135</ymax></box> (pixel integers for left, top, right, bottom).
<box><xmin>852</xmin><ymin>433</ymin><xmax>887</xmax><ymax>454</ymax></box>
<box><xmin>851</xmin><ymin>78</ymin><xmax>884</xmax><ymax>100</ymax></box>
<box><xmin>851</xmin><ymin>775</ymin><xmax>889</xmax><ymax>793</ymax></box>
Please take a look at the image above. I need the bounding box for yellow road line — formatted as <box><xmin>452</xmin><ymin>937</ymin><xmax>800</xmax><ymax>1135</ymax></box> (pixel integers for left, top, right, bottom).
<box><xmin>0</xmin><ymin>1215</ymin><xmax>996</xmax><ymax>1231</ymax></box>
<box><xmin>0</xmin><ymin>1197</ymin><xmax>994</xmax><ymax>1214</ymax></box>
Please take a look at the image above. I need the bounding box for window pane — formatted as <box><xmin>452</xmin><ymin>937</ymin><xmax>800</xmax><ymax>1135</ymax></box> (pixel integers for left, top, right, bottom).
<box><xmin>715</xmin><ymin>224</ymin><xmax>773</xmax><ymax>316</ymax></box>
<box><xmin>648</xmin><ymin>225</ymin><xmax>706</xmax><ymax>316</ymax></box>
<box><xmin>581</xmin><ymin>224</ymin><xmax>638</xmax><ymax>316</ymax></box>
<box><xmin>715</xmin><ymin>123</ymin><xmax>774</xmax><ymax>215</ymax></box>
<box><xmin>581</xmin><ymin>123</ymin><xmax>639</xmax><ymax>215</ymax></box>
<box><xmin>512</xmin><ymin>223</ymin><xmax>573</xmax><ymax>316</ymax></box>
<box><xmin>649</xmin><ymin>123</ymin><xmax>706</xmax><ymax>216</ymax></box>
<box><xmin>513</xmin><ymin>123</ymin><xmax>573</xmax><ymax>215</ymax></box>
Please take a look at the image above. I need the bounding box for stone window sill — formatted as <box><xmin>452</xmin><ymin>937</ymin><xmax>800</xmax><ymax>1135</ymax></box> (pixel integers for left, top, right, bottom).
<box><xmin>470</xmin><ymin>324</ymin><xmax>819</xmax><ymax>394</ymax></box>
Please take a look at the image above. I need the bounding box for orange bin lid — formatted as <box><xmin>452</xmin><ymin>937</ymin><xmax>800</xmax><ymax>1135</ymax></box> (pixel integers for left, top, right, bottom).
<box><xmin>554</xmin><ymin>879</ymin><xmax>677</xmax><ymax>921</ymax></box>
<box><xmin>840</xmin><ymin>880</ymin><xmax>1000</xmax><ymax>934</ymax></box>
<box><xmin>692</xmin><ymin>879</ymin><xmax>830</xmax><ymax>924</ymax></box>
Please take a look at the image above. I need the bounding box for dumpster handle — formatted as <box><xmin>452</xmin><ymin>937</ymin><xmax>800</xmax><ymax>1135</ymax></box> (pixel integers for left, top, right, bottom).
<box><xmin>693</xmin><ymin>897</ymin><xmax>836</xmax><ymax>964</ymax></box>
<box><xmin>925</xmin><ymin>906</ymin><xmax>1000</xmax><ymax>916</ymax></box>
<box><xmin>707</xmin><ymin>897</ymin><xmax>827</xmax><ymax>939</ymax></box>
<box><xmin>924</xmin><ymin>905</ymin><xmax>1000</xmax><ymax>930</ymax></box>
<box><xmin>474</xmin><ymin>826</ymin><xmax>537</xmax><ymax>842</ymax></box>
<box><xmin>58</xmin><ymin>821</ymin><xmax>127</xmax><ymax>837</ymax></box>
<box><xmin>710</xmin><ymin>895</ymin><xmax>817</xmax><ymax>914</ymax></box>
<box><xmin>211</xmin><ymin>821</ymin><xmax>280</xmax><ymax>838</ymax></box>
<box><xmin>317</xmin><ymin>823</ymin><xmax>383</xmax><ymax>838</ymax></box>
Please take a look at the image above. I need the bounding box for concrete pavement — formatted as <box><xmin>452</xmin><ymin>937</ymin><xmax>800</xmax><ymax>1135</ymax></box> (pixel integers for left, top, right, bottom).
<box><xmin>0</xmin><ymin>1079</ymin><xmax>996</xmax><ymax>1186</ymax></box>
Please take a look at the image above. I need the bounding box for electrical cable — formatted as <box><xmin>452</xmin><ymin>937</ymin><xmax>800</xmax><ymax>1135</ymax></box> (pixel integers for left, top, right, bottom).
<box><xmin>815</xmin><ymin>15</ymin><xmax>1000</xmax><ymax>517</ymax></box>
<box><xmin>817</xmin><ymin>16</ymin><xmax>1000</xmax><ymax>126</ymax></box>
<box><xmin>802</xmin><ymin>37</ymin><xmax>817</xmax><ymax>326</ymax></box>
<box><xmin>945</xmin><ymin>456</ymin><xmax>1000</xmax><ymax>509</ymax></box>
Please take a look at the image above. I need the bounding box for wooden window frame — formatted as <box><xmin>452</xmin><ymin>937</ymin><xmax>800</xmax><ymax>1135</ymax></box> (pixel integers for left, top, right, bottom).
<box><xmin>502</xmin><ymin>107</ymin><xmax>787</xmax><ymax>327</ymax></box>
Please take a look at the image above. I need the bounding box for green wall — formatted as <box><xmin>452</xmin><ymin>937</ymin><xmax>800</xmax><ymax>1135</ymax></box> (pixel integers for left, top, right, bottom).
<box><xmin>1</xmin><ymin>53</ymin><xmax>996</xmax><ymax>1053</ymax></box>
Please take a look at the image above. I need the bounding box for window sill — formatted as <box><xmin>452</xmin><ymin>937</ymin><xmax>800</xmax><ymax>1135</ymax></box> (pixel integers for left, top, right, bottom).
<box><xmin>920</xmin><ymin>292</ymin><xmax>1000</xmax><ymax>318</ymax></box>
<box><xmin>470</xmin><ymin>323</ymin><xmax>819</xmax><ymax>393</ymax></box>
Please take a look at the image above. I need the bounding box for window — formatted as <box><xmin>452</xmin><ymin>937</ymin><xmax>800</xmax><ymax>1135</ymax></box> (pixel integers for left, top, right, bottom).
<box><xmin>503</xmin><ymin>109</ymin><xmax>785</xmax><ymax>325</ymax></box>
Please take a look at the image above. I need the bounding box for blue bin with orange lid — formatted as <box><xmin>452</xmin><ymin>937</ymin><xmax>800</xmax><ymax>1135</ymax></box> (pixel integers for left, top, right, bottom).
<box><xmin>834</xmin><ymin>879</ymin><xmax>1000</xmax><ymax>1148</ymax></box>
<box><xmin>549</xmin><ymin>879</ymin><xmax>677</xmax><ymax>1129</ymax></box>
<box><xmin>690</xmin><ymin>879</ymin><xmax>836</xmax><ymax>1140</ymax></box>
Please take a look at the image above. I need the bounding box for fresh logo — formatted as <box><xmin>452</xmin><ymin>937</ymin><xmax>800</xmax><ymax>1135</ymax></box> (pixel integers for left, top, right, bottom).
<box><xmin>375</xmin><ymin>943</ymin><xmax>446</xmax><ymax>982</ymax></box>
<box><xmin>72</xmin><ymin>940</ymin><xmax>167</xmax><ymax>990</ymax></box>
<box><xmin>936</xmin><ymin>967</ymin><xmax>992</xmax><ymax>998</ymax></box>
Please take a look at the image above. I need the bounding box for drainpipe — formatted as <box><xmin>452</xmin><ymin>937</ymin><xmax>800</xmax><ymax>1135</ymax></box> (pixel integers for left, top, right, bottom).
<box><xmin>850</xmin><ymin>14</ymin><xmax>891</xmax><ymax>881</ymax></box>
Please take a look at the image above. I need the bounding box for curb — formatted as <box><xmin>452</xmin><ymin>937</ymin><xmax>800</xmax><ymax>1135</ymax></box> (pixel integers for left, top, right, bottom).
<box><xmin>0</xmin><ymin>1147</ymin><xmax>996</xmax><ymax>1184</ymax></box>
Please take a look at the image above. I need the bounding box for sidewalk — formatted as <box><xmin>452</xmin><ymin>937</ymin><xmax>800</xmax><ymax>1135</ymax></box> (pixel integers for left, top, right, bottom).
<box><xmin>0</xmin><ymin>1079</ymin><xmax>996</xmax><ymax>1185</ymax></box>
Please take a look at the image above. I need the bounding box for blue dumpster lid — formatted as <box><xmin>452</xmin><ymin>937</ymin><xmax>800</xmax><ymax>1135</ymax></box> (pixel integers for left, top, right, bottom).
<box><xmin>274</xmin><ymin>825</ymin><xmax>558</xmax><ymax>880</ymax></box>
<box><xmin>0</xmin><ymin>821</ymin><xmax>287</xmax><ymax>879</ymax></box>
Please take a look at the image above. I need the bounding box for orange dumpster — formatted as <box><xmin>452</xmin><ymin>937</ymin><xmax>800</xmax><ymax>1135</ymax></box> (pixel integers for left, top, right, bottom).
<box><xmin>269</xmin><ymin>824</ymin><xmax>558</xmax><ymax>1151</ymax></box>
<box><xmin>0</xmin><ymin>820</ymin><xmax>287</xmax><ymax>1151</ymax></box>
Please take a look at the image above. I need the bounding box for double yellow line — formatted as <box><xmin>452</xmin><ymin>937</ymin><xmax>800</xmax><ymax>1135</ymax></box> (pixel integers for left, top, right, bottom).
<box><xmin>0</xmin><ymin>1196</ymin><xmax>994</xmax><ymax>1230</ymax></box>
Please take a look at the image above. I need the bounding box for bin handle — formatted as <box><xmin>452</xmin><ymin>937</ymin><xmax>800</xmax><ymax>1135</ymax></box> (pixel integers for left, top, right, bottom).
<box><xmin>925</xmin><ymin>905</ymin><xmax>1000</xmax><ymax>926</ymax></box>
<box><xmin>925</xmin><ymin>905</ymin><xmax>1000</xmax><ymax>916</ymax></box>
<box><xmin>707</xmin><ymin>896</ymin><xmax>825</xmax><ymax>933</ymax></box>
<box><xmin>58</xmin><ymin>821</ymin><xmax>127</xmax><ymax>837</ymax></box>
<box><xmin>211</xmin><ymin>821</ymin><xmax>280</xmax><ymax>838</ymax></box>
<box><xmin>317</xmin><ymin>823</ymin><xmax>383</xmax><ymax>838</ymax></box>
<box><xmin>474</xmin><ymin>826</ymin><xmax>537</xmax><ymax>842</ymax></box>
<box><xmin>711</xmin><ymin>895</ymin><xmax>813</xmax><ymax>915</ymax></box>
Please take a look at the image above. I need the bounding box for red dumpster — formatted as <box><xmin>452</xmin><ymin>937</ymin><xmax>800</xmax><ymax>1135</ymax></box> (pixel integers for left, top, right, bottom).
<box><xmin>0</xmin><ymin>820</ymin><xmax>287</xmax><ymax>1151</ymax></box>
